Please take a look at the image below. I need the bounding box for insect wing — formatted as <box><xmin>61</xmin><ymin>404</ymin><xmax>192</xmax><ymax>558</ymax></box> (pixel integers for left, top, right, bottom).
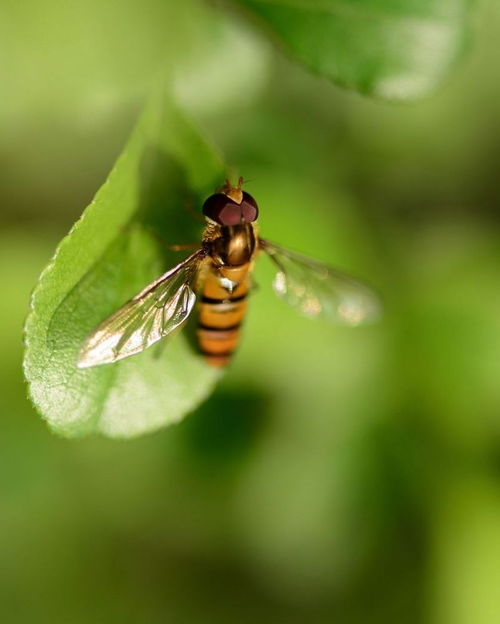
<box><xmin>260</xmin><ymin>240</ymin><xmax>380</xmax><ymax>325</ymax></box>
<box><xmin>78</xmin><ymin>249</ymin><xmax>205</xmax><ymax>368</ymax></box>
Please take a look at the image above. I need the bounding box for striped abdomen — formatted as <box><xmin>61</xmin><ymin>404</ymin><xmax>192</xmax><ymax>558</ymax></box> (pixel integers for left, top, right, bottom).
<box><xmin>197</xmin><ymin>263</ymin><xmax>250</xmax><ymax>367</ymax></box>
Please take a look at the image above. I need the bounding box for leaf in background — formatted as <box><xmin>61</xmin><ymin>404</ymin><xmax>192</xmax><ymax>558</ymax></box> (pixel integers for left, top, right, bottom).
<box><xmin>23</xmin><ymin>95</ymin><xmax>224</xmax><ymax>439</ymax></box>
<box><xmin>234</xmin><ymin>0</ymin><xmax>474</xmax><ymax>100</ymax></box>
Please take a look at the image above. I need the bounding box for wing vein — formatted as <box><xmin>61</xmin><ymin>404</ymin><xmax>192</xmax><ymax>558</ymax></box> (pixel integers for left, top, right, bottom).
<box><xmin>78</xmin><ymin>249</ymin><xmax>206</xmax><ymax>368</ymax></box>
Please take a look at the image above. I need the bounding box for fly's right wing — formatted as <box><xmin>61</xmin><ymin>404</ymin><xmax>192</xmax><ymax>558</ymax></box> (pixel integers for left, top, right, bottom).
<box><xmin>260</xmin><ymin>240</ymin><xmax>381</xmax><ymax>326</ymax></box>
<box><xmin>78</xmin><ymin>249</ymin><xmax>206</xmax><ymax>368</ymax></box>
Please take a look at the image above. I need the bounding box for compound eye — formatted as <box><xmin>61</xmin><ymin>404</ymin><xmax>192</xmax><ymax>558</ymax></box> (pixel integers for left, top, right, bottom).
<box><xmin>202</xmin><ymin>193</ymin><xmax>241</xmax><ymax>225</ymax></box>
<box><xmin>241</xmin><ymin>192</ymin><xmax>259</xmax><ymax>222</ymax></box>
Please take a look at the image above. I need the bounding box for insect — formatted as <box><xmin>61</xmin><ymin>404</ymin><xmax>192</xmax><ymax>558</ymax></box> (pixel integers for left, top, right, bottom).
<box><xmin>77</xmin><ymin>179</ymin><xmax>380</xmax><ymax>369</ymax></box>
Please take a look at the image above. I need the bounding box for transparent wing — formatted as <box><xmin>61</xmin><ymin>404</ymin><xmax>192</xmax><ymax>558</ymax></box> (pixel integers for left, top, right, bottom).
<box><xmin>77</xmin><ymin>249</ymin><xmax>206</xmax><ymax>368</ymax></box>
<box><xmin>260</xmin><ymin>240</ymin><xmax>381</xmax><ymax>325</ymax></box>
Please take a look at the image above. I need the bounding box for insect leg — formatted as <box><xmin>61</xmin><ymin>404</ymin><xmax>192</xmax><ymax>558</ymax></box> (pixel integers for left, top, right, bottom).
<box><xmin>168</xmin><ymin>243</ymin><xmax>201</xmax><ymax>252</ymax></box>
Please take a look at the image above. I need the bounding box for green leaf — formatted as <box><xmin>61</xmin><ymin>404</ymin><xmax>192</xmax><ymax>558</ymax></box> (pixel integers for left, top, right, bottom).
<box><xmin>234</xmin><ymin>0</ymin><xmax>474</xmax><ymax>100</ymax></box>
<box><xmin>23</xmin><ymin>95</ymin><xmax>225</xmax><ymax>439</ymax></box>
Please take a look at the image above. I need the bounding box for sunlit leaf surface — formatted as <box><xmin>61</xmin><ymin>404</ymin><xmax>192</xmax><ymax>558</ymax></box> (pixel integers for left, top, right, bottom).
<box><xmin>23</xmin><ymin>96</ymin><xmax>224</xmax><ymax>438</ymax></box>
<box><xmin>235</xmin><ymin>0</ymin><xmax>473</xmax><ymax>100</ymax></box>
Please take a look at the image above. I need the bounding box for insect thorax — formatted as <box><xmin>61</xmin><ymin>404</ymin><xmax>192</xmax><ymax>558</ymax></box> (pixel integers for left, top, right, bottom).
<box><xmin>203</xmin><ymin>222</ymin><xmax>257</xmax><ymax>267</ymax></box>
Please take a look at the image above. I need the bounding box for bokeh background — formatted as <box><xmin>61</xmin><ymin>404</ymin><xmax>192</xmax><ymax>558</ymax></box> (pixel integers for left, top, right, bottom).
<box><xmin>2</xmin><ymin>1</ymin><xmax>500</xmax><ymax>622</ymax></box>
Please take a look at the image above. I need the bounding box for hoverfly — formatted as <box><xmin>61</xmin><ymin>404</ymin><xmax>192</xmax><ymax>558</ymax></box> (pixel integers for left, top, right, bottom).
<box><xmin>77</xmin><ymin>179</ymin><xmax>380</xmax><ymax>369</ymax></box>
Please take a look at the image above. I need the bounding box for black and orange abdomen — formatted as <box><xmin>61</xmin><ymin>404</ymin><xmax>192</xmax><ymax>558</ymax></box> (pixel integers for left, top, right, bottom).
<box><xmin>197</xmin><ymin>264</ymin><xmax>250</xmax><ymax>367</ymax></box>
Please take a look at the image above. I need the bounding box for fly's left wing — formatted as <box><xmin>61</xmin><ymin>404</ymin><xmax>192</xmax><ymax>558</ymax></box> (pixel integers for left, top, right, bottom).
<box><xmin>78</xmin><ymin>249</ymin><xmax>206</xmax><ymax>368</ymax></box>
<box><xmin>260</xmin><ymin>240</ymin><xmax>381</xmax><ymax>326</ymax></box>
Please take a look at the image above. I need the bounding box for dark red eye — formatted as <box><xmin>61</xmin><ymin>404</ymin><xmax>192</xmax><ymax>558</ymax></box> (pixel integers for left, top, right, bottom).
<box><xmin>202</xmin><ymin>194</ymin><xmax>236</xmax><ymax>225</ymax></box>
<box><xmin>240</xmin><ymin>192</ymin><xmax>258</xmax><ymax>222</ymax></box>
<box><xmin>202</xmin><ymin>191</ymin><xmax>259</xmax><ymax>225</ymax></box>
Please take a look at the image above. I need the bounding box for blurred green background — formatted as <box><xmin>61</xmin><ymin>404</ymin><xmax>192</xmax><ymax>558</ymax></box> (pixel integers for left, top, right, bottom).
<box><xmin>3</xmin><ymin>1</ymin><xmax>500</xmax><ymax>622</ymax></box>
